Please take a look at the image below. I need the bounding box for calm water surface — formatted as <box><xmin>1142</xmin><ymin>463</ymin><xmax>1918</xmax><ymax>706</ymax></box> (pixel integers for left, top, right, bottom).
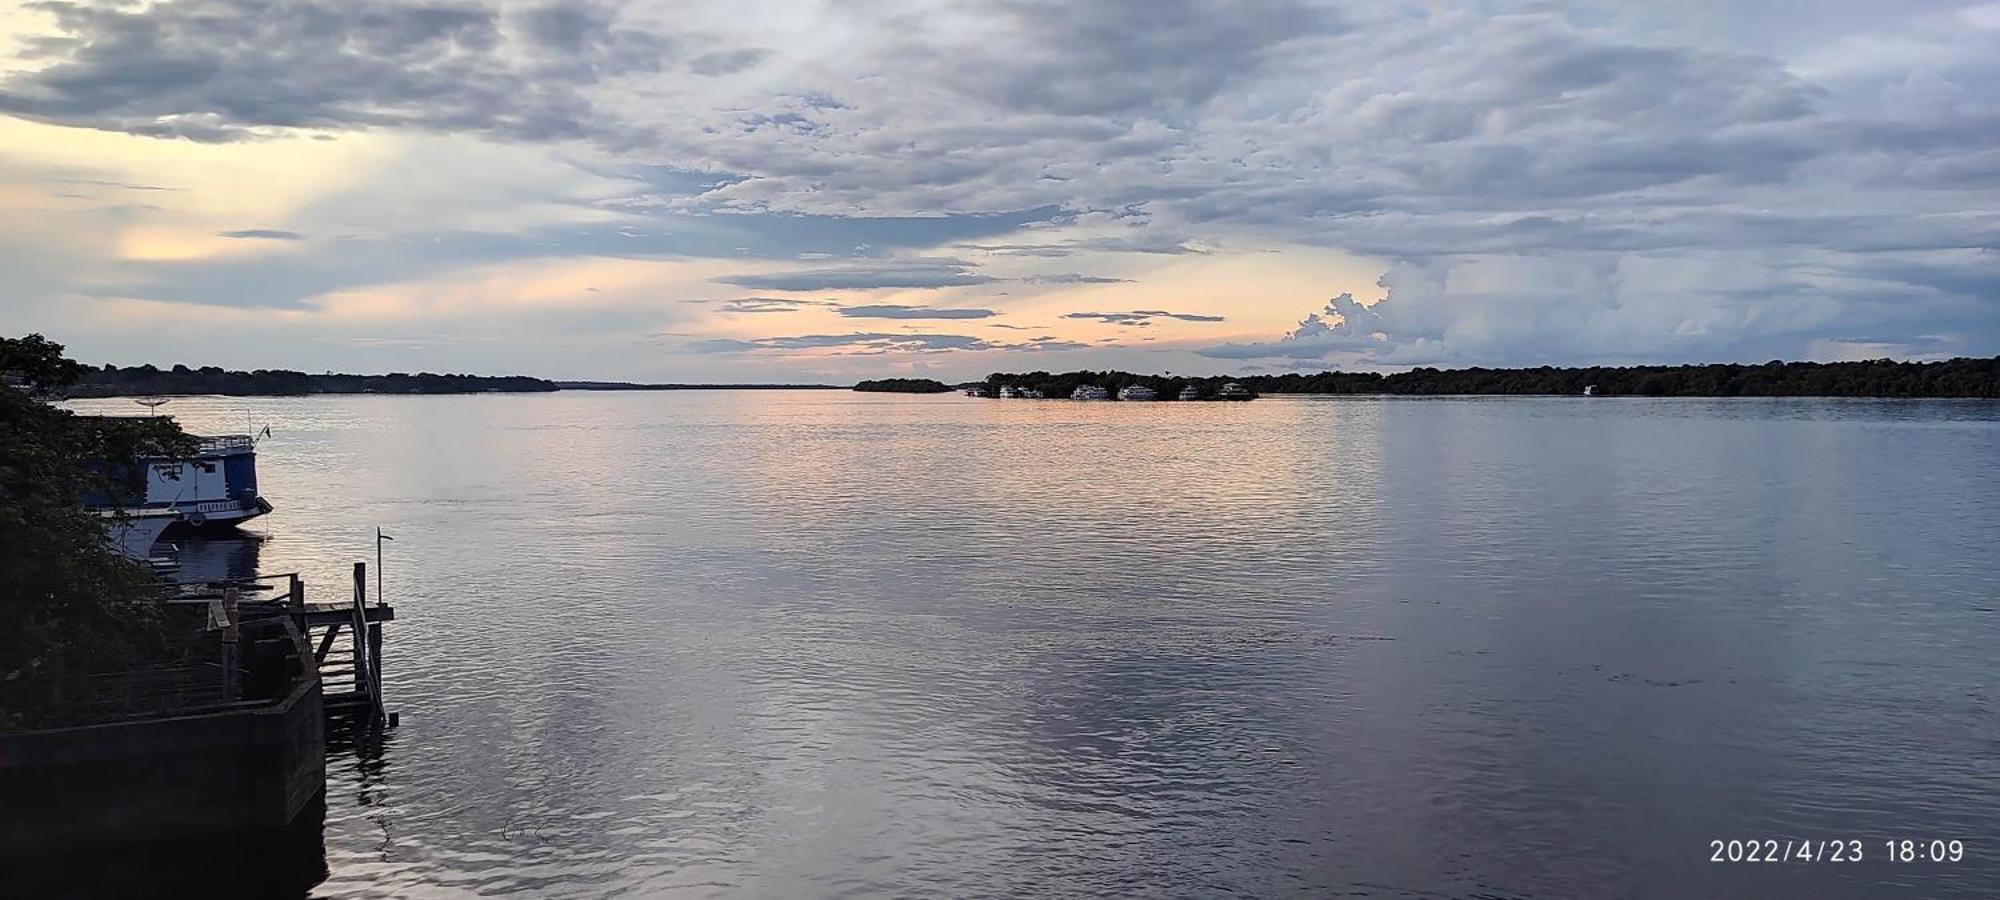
<box><xmin>77</xmin><ymin>391</ymin><xmax>2000</xmax><ymax>898</ymax></box>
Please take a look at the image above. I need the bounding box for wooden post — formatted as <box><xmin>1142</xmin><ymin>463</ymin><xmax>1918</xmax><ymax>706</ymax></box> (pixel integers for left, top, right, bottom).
<box><xmin>221</xmin><ymin>585</ymin><xmax>240</xmax><ymax>701</ymax></box>
<box><xmin>351</xmin><ymin>563</ymin><xmax>369</xmax><ymax>718</ymax></box>
<box><xmin>369</xmin><ymin>619</ymin><xmax>384</xmax><ymax>724</ymax></box>
<box><xmin>352</xmin><ymin>561</ymin><xmax>386</xmax><ymax>729</ymax></box>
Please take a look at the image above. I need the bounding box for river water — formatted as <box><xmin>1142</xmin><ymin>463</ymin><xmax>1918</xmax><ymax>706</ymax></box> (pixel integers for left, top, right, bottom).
<box><xmin>71</xmin><ymin>391</ymin><xmax>2000</xmax><ymax>898</ymax></box>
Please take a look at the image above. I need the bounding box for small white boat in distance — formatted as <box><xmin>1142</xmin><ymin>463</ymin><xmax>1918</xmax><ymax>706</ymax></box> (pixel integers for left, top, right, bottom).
<box><xmin>1583</xmin><ymin>385</ymin><xmax>1597</xmax><ymax>396</ymax></box>
<box><xmin>1216</xmin><ymin>382</ymin><xmax>1253</xmax><ymax>400</ymax></box>
<box><xmin>998</xmin><ymin>385</ymin><xmax>1019</xmax><ymax>398</ymax></box>
<box><xmin>1020</xmin><ymin>387</ymin><xmax>1045</xmax><ymax>399</ymax></box>
<box><xmin>1178</xmin><ymin>385</ymin><xmax>1202</xmax><ymax>401</ymax></box>
<box><xmin>1117</xmin><ymin>385</ymin><xmax>1156</xmax><ymax>401</ymax></box>
<box><xmin>1071</xmin><ymin>384</ymin><xmax>1109</xmax><ymax>400</ymax></box>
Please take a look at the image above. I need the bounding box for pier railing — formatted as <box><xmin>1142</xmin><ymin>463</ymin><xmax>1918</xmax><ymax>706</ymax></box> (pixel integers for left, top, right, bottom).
<box><xmin>154</xmin><ymin>569</ymin><xmax>395</xmax><ymax>732</ymax></box>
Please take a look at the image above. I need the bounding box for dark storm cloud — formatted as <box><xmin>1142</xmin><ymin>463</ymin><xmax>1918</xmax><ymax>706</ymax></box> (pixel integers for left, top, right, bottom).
<box><xmin>714</xmin><ymin>258</ymin><xmax>996</xmax><ymax>291</ymax></box>
<box><xmin>930</xmin><ymin>0</ymin><xmax>1341</xmax><ymax>116</ymax></box>
<box><xmin>836</xmin><ymin>305</ymin><xmax>998</xmax><ymax>319</ymax></box>
<box><xmin>1065</xmin><ymin>310</ymin><xmax>1226</xmax><ymax>324</ymax></box>
<box><xmin>0</xmin><ymin>0</ymin><xmax>703</xmax><ymax>142</ymax></box>
<box><xmin>217</xmin><ymin>229</ymin><xmax>304</xmax><ymax>240</ymax></box>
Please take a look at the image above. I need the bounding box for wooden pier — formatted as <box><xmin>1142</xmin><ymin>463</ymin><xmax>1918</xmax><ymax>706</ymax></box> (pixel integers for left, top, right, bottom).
<box><xmin>170</xmin><ymin>563</ymin><xmax>399</xmax><ymax>732</ymax></box>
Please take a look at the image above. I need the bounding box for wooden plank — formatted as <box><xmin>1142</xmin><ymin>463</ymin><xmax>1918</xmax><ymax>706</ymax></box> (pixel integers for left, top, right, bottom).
<box><xmin>314</xmin><ymin>624</ymin><xmax>341</xmax><ymax>663</ymax></box>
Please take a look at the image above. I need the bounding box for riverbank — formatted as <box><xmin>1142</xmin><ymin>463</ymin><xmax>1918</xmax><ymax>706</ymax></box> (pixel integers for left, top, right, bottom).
<box><xmin>983</xmin><ymin>356</ymin><xmax>2000</xmax><ymax>399</ymax></box>
<box><xmin>65</xmin><ymin>366</ymin><xmax>845</xmax><ymax>398</ymax></box>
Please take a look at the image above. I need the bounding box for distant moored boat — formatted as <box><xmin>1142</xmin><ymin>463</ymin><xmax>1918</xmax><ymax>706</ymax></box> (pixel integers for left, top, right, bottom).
<box><xmin>1178</xmin><ymin>385</ymin><xmax>1202</xmax><ymax>401</ymax></box>
<box><xmin>1216</xmin><ymin>382</ymin><xmax>1254</xmax><ymax>401</ymax></box>
<box><xmin>1071</xmin><ymin>384</ymin><xmax>1109</xmax><ymax>400</ymax></box>
<box><xmin>1117</xmin><ymin>385</ymin><xmax>1156</xmax><ymax>401</ymax></box>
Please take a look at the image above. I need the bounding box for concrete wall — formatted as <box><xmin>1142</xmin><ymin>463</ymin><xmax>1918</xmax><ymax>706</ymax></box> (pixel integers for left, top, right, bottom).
<box><xmin>0</xmin><ymin>678</ymin><xmax>324</xmax><ymax>855</ymax></box>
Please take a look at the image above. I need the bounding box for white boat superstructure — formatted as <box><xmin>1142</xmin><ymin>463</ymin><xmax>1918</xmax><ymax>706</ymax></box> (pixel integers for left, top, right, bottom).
<box><xmin>1117</xmin><ymin>385</ymin><xmax>1156</xmax><ymax>401</ymax></box>
<box><xmin>1178</xmin><ymin>385</ymin><xmax>1202</xmax><ymax>401</ymax></box>
<box><xmin>1216</xmin><ymin>382</ymin><xmax>1253</xmax><ymax>400</ymax></box>
<box><xmin>1071</xmin><ymin>384</ymin><xmax>1109</xmax><ymax>400</ymax></box>
<box><xmin>87</xmin><ymin>432</ymin><xmax>274</xmax><ymax>536</ymax></box>
<box><xmin>142</xmin><ymin>434</ymin><xmax>274</xmax><ymax>529</ymax></box>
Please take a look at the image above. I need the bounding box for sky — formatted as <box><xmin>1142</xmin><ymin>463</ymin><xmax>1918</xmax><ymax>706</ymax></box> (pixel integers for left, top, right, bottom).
<box><xmin>1</xmin><ymin>0</ymin><xmax>1996</xmax><ymax>382</ymax></box>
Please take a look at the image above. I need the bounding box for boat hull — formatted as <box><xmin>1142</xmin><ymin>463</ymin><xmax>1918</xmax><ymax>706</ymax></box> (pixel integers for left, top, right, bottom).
<box><xmin>163</xmin><ymin>497</ymin><xmax>274</xmax><ymax>534</ymax></box>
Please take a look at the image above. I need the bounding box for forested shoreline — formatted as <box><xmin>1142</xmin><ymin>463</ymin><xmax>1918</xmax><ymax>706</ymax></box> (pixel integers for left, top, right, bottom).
<box><xmin>63</xmin><ymin>365</ymin><xmax>839</xmax><ymax>397</ymax></box>
<box><xmin>51</xmin><ymin>355</ymin><xmax>2000</xmax><ymax>400</ymax></box>
<box><xmin>982</xmin><ymin>357</ymin><xmax>2000</xmax><ymax>399</ymax></box>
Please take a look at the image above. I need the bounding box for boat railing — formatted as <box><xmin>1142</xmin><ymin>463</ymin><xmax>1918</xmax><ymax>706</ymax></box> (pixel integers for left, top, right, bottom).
<box><xmin>195</xmin><ymin>434</ymin><xmax>256</xmax><ymax>453</ymax></box>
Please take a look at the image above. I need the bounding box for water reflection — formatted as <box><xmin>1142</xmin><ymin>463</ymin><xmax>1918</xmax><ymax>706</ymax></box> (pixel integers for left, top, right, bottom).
<box><xmin>160</xmin><ymin>533</ymin><xmax>264</xmax><ymax>585</ymax></box>
<box><xmin>61</xmin><ymin>392</ymin><xmax>2000</xmax><ymax>899</ymax></box>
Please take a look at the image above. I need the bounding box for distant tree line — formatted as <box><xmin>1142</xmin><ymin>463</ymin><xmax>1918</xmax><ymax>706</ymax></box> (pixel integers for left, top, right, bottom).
<box><xmin>982</xmin><ymin>357</ymin><xmax>2000</xmax><ymax>399</ymax></box>
<box><xmin>853</xmin><ymin>378</ymin><xmax>954</xmax><ymax>394</ymax></box>
<box><xmin>67</xmin><ymin>364</ymin><xmax>561</xmax><ymax>398</ymax></box>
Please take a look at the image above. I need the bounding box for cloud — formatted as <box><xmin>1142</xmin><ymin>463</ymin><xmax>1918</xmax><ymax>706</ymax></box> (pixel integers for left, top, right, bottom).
<box><xmin>1065</xmin><ymin>309</ymin><xmax>1227</xmax><ymax>324</ymax></box>
<box><xmin>687</xmin><ymin>329</ymin><xmax>1090</xmax><ymax>355</ymax></box>
<box><xmin>711</xmin><ymin>297</ymin><xmax>830</xmax><ymax>313</ymax></box>
<box><xmin>836</xmin><ymin>304</ymin><xmax>997</xmax><ymax>319</ymax></box>
<box><xmin>689</xmin><ymin>331</ymin><xmax>995</xmax><ymax>354</ymax></box>
<box><xmin>688</xmin><ymin>48</ymin><xmax>771</xmax><ymax>76</ymax></box>
<box><xmin>1025</xmin><ymin>274</ymin><xmax>1131</xmax><ymax>284</ymax></box>
<box><xmin>217</xmin><ymin>229</ymin><xmax>304</xmax><ymax>241</ymax></box>
<box><xmin>714</xmin><ymin>258</ymin><xmax>996</xmax><ymax>291</ymax></box>
<box><xmin>0</xmin><ymin>0</ymin><xmax>693</xmax><ymax>143</ymax></box>
<box><xmin>960</xmin><ymin>236</ymin><xmax>1211</xmax><ymax>257</ymax></box>
<box><xmin>7</xmin><ymin>1</ymin><xmax>2000</xmax><ymax>375</ymax></box>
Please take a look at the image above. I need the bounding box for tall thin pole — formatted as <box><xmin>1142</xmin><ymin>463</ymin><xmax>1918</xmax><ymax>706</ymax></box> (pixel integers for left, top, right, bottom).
<box><xmin>376</xmin><ymin>528</ymin><xmax>384</xmax><ymax>608</ymax></box>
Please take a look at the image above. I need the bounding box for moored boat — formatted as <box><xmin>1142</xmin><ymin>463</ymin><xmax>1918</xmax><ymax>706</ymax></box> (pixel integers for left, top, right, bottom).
<box><xmin>88</xmin><ymin>432</ymin><xmax>273</xmax><ymax>534</ymax></box>
<box><xmin>1117</xmin><ymin>385</ymin><xmax>1156</xmax><ymax>401</ymax></box>
<box><xmin>1071</xmin><ymin>384</ymin><xmax>1109</xmax><ymax>400</ymax></box>
<box><xmin>1178</xmin><ymin>385</ymin><xmax>1202</xmax><ymax>401</ymax></box>
<box><xmin>1216</xmin><ymin>382</ymin><xmax>1254</xmax><ymax>401</ymax></box>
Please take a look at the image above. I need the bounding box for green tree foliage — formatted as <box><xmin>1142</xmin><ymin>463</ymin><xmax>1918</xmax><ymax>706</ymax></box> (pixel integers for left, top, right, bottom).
<box><xmin>853</xmin><ymin>378</ymin><xmax>954</xmax><ymax>394</ymax></box>
<box><xmin>67</xmin><ymin>364</ymin><xmax>559</xmax><ymax>397</ymax></box>
<box><xmin>985</xmin><ymin>357</ymin><xmax>2000</xmax><ymax>399</ymax></box>
<box><xmin>1</xmin><ymin>335</ymin><xmax>194</xmax><ymax>729</ymax></box>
